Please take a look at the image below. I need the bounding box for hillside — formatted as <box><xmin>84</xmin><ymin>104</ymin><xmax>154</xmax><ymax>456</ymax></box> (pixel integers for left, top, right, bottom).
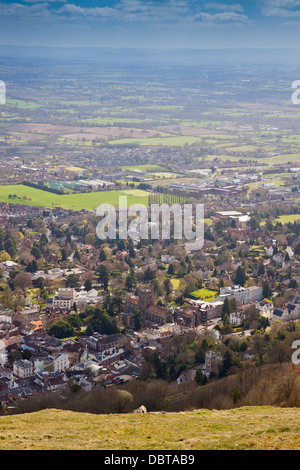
<box><xmin>0</xmin><ymin>406</ymin><xmax>299</xmax><ymax>450</ymax></box>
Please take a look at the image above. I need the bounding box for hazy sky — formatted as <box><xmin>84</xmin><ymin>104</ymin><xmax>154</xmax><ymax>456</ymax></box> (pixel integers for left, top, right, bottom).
<box><xmin>1</xmin><ymin>0</ymin><xmax>300</xmax><ymax>49</ymax></box>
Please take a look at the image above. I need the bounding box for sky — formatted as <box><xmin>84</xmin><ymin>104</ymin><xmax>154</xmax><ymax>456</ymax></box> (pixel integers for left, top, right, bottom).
<box><xmin>1</xmin><ymin>0</ymin><xmax>300</xmax><ymax>49</ymax></box>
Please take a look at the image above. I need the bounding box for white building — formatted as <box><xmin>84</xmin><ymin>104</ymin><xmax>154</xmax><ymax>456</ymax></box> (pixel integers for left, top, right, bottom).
<box><xmin>230</xmin><ymin>312</ymin><xmax>245</xmax><ymax>326</ymax></box>
<box><xmin>256</xmin><ymin>301</ymin><xmax>274</xmax><ymax>320</ymax></box>
<box><xmin>13</xmin><ymin>359</ymin><xmax>33</xmax><ymax>378</ymax></box>
<box><xmin>45</xmin><ymin>353</ymin><xmax>69</xmax><ymax>373</ymax></box>
<box><xmin>76</xmin><ymin>289</ymin><xmax>101</xmax><ymax>308</ymax></box>
<box><xmin>52</xmin><ymin>288</ymin><xmax>76</xmax><ymax>310</ymax></box>
<box><xmin>53</xmin><ymin>353</ymin><xmax>69</xmax><ymax>373</ymax></box>
<box><xmin>218</xmin><ymin>285</ymin><xmax>263</xmax><ymax>305</ymax></box>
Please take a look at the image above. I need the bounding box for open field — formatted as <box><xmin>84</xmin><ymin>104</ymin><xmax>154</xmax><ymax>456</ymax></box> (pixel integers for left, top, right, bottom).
<box><xmin>0</xmin><ymin>185</ymin><xmax>149</xmax><ymax>210</ymax></box>
<box><xmin>6</xmin><ymin>123</ymin><xmax>166</xmax><ymax>141</ymax></box>
<box><xmin>107</xmin><ymin>135</ymin><xmax>205</xmax><ymax>146</ymax></box>
<box><xmin>0</xmin><ymin>406</ymin><xmax>299</xmax><ymax>450</ymax></box>
<box><xmin>277</xmin><ymin>214</ymin><xmax>300</xmax><ymax>224</ymax></box>
<box><xmin>188</xmin><ymin>288</ymin><xmax>217</xmax><ymax>301</ymax></box>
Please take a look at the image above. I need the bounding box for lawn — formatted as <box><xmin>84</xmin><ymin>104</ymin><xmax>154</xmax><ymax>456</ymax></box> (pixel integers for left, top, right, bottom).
<box><xmin>277</xmin><ymin>214</ymin><xmax>300</xmax><ymax>224</ymax></box>
<box><xmin>188</xmin><ymin>288</ymin><xmax>217</xmax><ymax>301</ymax></box>
<box><xmin>171</xmin><ymin>278</ymin><xmax>181</xmax><ymax>290</ymax></box>
<box><xmin>0</xmin><ymin>185</ymin><xmax>149</xmax><ymax>211</ymax></box>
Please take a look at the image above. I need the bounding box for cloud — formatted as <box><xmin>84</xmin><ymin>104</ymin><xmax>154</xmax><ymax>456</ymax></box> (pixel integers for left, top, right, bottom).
<box><xmin>193</xmin><ymin>10</ymin><xmax>251</xmax><ymax>25</ymax></box>
<box><xmin>57</xmin><ymin>0</ymin><xmax>189</xmax><ymax>22</ymax></box>
<box><xmin>57</xmin><ymin>4</ymin><xmax>121</xmax><ymax>20</ymax></box>
<box><xmin>0</xmin><ymin>1</ymin><xmax>50</xmax><ymax>17</ymax></box>
<box><xmin>203</xmin><ymin>2</ymin><xmax>244</xmax><ymax>12</ymax></box>
<box><xmin>260</xmin><ymin>0</ymin><xmax>300</xmax><ymax>17</ymax></box>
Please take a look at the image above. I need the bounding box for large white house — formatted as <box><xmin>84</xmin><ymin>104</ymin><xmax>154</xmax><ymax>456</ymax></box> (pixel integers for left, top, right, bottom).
<box><xmin>218</xmin><ymin>285</ymin><xmax>263</xmax><ymax>305</ymax></box>
<box><xmin>52</xmin><ymin>288</ymin><xmax>76</xmax><ymax>310</ymax></box>
<box><xmin>13</xmin><ymin>359</ymin><xmax>34</xmax><ymax>378</ymax></box>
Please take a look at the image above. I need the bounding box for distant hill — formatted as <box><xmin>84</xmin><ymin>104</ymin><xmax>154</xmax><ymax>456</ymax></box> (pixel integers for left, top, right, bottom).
<box><xmin>0</xmin><ymin>406</ymin><xmax>299</xmax><ymax>450</ymax></box>
<box><xmin>1</xmin><ymin>45</ymin><xmax>300</xmax><ymax>66</ymax></box>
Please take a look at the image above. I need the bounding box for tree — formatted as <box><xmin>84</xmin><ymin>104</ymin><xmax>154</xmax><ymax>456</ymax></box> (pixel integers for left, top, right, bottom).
<box><xmin>84</xmin><ymin>278</ymin><xmax>93</xmax><ymax>291</ymax></box>
<box><xmin>258</xmin><ymin>263</ymin><xmax>265</xmax><ymax>276</ymax></box>
<box><xmin>66</xmin><ymin>313</ymin><xmax>82</xmax><ymax>330</ymax></box>
<box><xmin>26</xmin><ymin>259</ymin><xmax>38</xmax><ymax>273</ymax></box>
<box><xmin>234</xmin><ymin>266</ymin><xmax>246</xmax><ymax>287</ymax></box>
<box><xmin>66</xmin><ymin>274</ymin><xmax>80</xmax><ymax>289</ymax></box>
<box><xmin>117</xmin><ymin>239</ymin><xmax>126</xmax><ymax>251</ymax></box>
<box><xmin>125</xmin><ymin>268</ymin><xmax>137</xmax><ymax>291</ymax></box>
<box><xmin>168</xmin><ymin>263</ymin><xmax>175</xmax><ymax>275</ymax></box>
<box><xmin>128</xmin><ymin>242</ymin><xmax>136</xmax><ymax>259</ymax></box>
<box><xmin>222</xmin><ymin>297</ymin><xmax>230</xmax><ymax>317</ymax></box>
<box><xmin>195</xmin><ymin>369</ymin><xmax>208</xmax><ymax>386</ymax></box>
<box><xmin>218</xmin><ymin>350</ymin><xmax>233</xmax><ymax>378</ymax></box>
<box><xmin>133</xmin><ymin>309</ymin><xmax>144</xmax><ymax>331</ymax></box>
<box><xmin>13</xmin><ymin>272</ymin><xmax>32</xmax><ymax>291</ymax></box>
<box><xmin>48</xmin><ymin>320</ymin><xmax>74</xmax><ymax>339</ymax></box>
<box><xmin>163</xmin><ymin>278</ymin><xmax>172</xmax><ymax>297</ymax></box>
<box><xmin>31</xmin><ymin>245</ymin><xmax>42</xmax><ymax>260</ymax></box>
<box><xmin>263</xmin><ymin>279</ymin><xmax>272</xmax><ymax>298</ymax></box>
<box><xmin>97</xmin><ymin>265</ymin><xmax>110</xmax><ymax>290</ymax></box>
<box><xmin>144</xmin><ymin>266</ymin><xmax>155</xmax><ymax>282</ymax></box>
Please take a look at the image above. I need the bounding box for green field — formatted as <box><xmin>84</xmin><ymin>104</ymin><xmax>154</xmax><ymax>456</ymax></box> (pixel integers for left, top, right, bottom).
<box><xmin>0</xmin><ymin>185</ymin><xmax>149</xmax><ymax>210</ymax></box>
<box><xmin>188</xmin><ymin>288</ymin><xmax>217</xmax><ymax>301</ymax></box>
<box><xmin>108</xmin><ymin>135</ymin><xmax>204</xmax><ymax>146</ymax></box>
<box><xmin>171</xmin><ymin>278</ymin><xmax>180</xmax><ymax>290</ymax></box>
<box><xmin>277</xmin><ymin>214</ymin><xmax>300</xmax><ymax>224</ymax></box>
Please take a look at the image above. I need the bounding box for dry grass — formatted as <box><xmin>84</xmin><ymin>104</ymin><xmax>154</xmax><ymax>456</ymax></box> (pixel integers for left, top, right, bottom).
<box><xmin>0</xmin><ymin>406</ymin><xmax>299</xmax><ymax>450</ymax></box>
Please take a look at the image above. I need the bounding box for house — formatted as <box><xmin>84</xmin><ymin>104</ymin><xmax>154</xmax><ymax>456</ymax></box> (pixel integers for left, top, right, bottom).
<box><xmin>256</xmin><ymin>301</ymin><xmax>274</xmax><ymax>320</ymax></box>
<box><xmin>43</xmin><ymin>353</ymin><xmax>69</xmax><ymax>373</ymax></box>
<box><xmin>15</xmin><ymin>307</ymin><xmax>39</xmax><ymax>326</ymax></box>
<box><xmin>76</xmin><ymin>289</ymin><xmax>102</xmax><ymax>308</ymax></box>
<box><xmin>177</xmin><ymin>369</ymin><xmax>197</xmax><ymax>384</ymax></box>
<box><xmin>51</xmin><ymin>288</ymin><xmax>76</xmax><ymax>310</ymax></box>
<box><xmin>13</xmin><ymin>359</ymin><xmax>34</xmax><ymax>378</ymax></box>
<box><xmin>161</xmin><ymin>254</ymin><xmax>175</xmax><ymax>264</ymax></box>
<box><xmin>230</xmin><ymin>312</ymin><xmax>245</xmax><ymax>326</ymax></box>
<box><xmin>204</xmin><ymin>351</ymin><xmax>222</xmax><ymax>377</ymax></box>
<box><xmin>218</xmin><ymin>285</ymin><xmax>263</xmax><ymax>305</ymax></box>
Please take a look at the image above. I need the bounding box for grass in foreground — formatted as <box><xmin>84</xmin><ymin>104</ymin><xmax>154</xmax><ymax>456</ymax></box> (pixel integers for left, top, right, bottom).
<box><xmin>0</xmin><ymin>406</ymin><xmax>299</xmax><ymax>450</ymax></box>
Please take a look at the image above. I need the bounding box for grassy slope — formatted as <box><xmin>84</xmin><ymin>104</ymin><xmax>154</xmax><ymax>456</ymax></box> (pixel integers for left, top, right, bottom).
<box><xmin>0</xmin><ymin>406</ymin><xmax>299</xmax><ymax>450</ymax></box>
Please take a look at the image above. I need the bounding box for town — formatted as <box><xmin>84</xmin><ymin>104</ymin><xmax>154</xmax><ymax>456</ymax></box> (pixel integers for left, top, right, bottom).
<box><xmin>0</xmin><ymin>184</ymin><xmax>299</xmax><ymax>413</ymax></box>
<box><xmin>0</xmin><ymin>47</ymin><xmax>299</xmax><ymax>416</ymax></box>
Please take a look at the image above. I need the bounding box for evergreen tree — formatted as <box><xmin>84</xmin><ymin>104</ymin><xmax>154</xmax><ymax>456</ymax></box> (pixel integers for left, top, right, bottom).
<box><xmin>234</xmin><ymin>266</ymin><xmax>246</xmax><ymax>286</ymax></box>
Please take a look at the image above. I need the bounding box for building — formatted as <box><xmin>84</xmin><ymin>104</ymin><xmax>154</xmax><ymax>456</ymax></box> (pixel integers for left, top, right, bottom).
<box><xmin>215</xmin><ymin>211</ymin><xmax>243</xmax><ymax>220</ymax></box>
<box><xmin>204</xmin><ymin>351</ymin><xmax>222</xmax><ymax>377</ymax></box>
<box><xmin>218</xmin><ymin>285</ymin><xmax>263</xmax><ymax>305</ymax></box>
<box><xmin>230</xmin><ymin>312</ymin><xmax>245</xmax><ymax>326</ymax></box>
<box><xmin>51</xmin><ymin>288</ymin><xmax>76</xmax><ymax>310</ymax></box>
<box><xmin>43</xmin><ymin>353</ymin><xmax>69</xmax><ymax>373</ymax></box>
<box><xmin>15</xmin><ymin>307</ymin><xmax>39</xmax><ymax>326</ymax></box>
<box><xmin>124</xmin><ymin>285</ymin><xmax>173</xmax><ymax>326</ymax></box>
<box><xmin>13</xmin><ymin>359</ymin><xmax>33</xmax><ymax>378</ymax></box>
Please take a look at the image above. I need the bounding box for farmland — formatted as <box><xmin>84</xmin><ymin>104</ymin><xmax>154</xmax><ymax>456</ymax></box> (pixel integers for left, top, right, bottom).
<box><xmin>0</xmin><ymin>185</ymin><xmax>149</xmax><ymax>210</ymax></box>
